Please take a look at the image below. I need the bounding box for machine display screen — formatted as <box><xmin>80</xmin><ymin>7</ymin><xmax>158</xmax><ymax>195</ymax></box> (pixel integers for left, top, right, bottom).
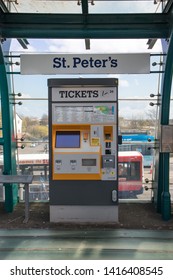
<box><xmin>55</xmin><ymin>131</ymin><xmax>80</xmax><ymax>148</ymax></box>
<box><xmin>82</xmin><ymin>159</ymin><xmax>96</xmax><ymax>166</ymax></box>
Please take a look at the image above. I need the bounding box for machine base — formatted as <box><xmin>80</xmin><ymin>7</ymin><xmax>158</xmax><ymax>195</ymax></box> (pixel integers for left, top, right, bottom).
<box><xmin>50</xmin><ymin>205</ymin><xmax>118</xmax><ymax>223</ymax></box>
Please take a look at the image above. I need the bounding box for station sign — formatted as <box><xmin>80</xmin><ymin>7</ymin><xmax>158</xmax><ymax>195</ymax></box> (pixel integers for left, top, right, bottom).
<box><xmin>20</xmin><ymin>53</ymin><xmax>150</xmax><ymax>75</ymax></box>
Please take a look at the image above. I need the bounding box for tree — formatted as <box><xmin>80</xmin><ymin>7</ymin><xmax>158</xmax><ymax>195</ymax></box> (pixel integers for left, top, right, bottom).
<box><xmin>146</xmin><ymin>108</ymin><xmax>158</xmax><ymax>126</ymax></box>
<box><xmin>22</xmin><ymin>116</ymin><xmax>39</xmax><ymax>132</ymax></box>
<box><xmin>20</xmin><ymin>115</ymin><xmax>48</xmax><ymax>140</ymax></box>
<box><xmin>40</xmin><ymin>114</ymin><xmax>48</xmax><ymax>126</ymax></box>
<box><xmin>29</xmin><ymin>125</ymin><xmax>48</xmax><ymax>139</ymax></box>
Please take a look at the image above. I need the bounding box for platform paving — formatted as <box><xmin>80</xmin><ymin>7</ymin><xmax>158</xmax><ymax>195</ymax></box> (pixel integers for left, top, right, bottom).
<box><xmin>0</xmin><ymin>229</ymin><xmax>173</xmax><ymax>260</ymax></box>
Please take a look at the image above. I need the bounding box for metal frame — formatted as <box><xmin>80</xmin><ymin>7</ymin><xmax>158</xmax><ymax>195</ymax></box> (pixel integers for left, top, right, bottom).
<box><xmin>157</xmin><ymin>31</ymin><xmax>173</xmax><ymax>220</ymax></box>
<box><xmin>0</xmin><ymin>175</ymin><xmax>33</xmax><ymax>222</ymax></box>
<box><xmin>0</xmin><ymin>42</ymin><xmax>18</xmax><ymax>212</ymax></box>
<box><xmin>0</xmin><ymin>12</ymin><xmax>172</xmax><ymax>39</ymax></box>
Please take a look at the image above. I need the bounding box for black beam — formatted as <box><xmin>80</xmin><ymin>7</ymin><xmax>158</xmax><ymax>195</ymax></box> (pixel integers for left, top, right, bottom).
<box><xmin>81</xmin><ymin>1</ymin><xmax>90</xmax><ymax>49</ymax></box>
<box><xmin>163</xmin><ymin>0</ymin><xmax>173</xmax><ymax>13</ymax></box>
<box><xmin>0</xmin><ymin>12</ymin><xmax>171</xmax><ymax>39</ymax></box>
<box><xmin>0</xmin><ymin>0</ymin><xmax>9</xmax><ymax>13</ymax></box>
<box><xmin>85</xmin><ymin>38</ymin><xmax>90</xmax><ymax>49</ymax></box>
<box><xmin>81</xmin><ymin>0</ymin><xmax>89</xmax><ymax>14</ymax></box>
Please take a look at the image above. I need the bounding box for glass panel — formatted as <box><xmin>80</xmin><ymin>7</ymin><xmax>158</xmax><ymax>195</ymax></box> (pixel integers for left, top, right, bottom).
<box><xmin>90</xmin><ymin>0</ymin><xmax>162</xmax><ymax>14</ymax></box>
<box><xmin>0</xmin><ymin>148</ymin><xmax>4</xmax><ymax>202</ymax></box>
<box><xmin>170</xmin><ymin>155</ymin><xmax>173</xmax><ymax>203</ymax></box>
<box><xmin>118</xmin><ymin>99</ymin><xmax>156</xmax><ymax>200</ymax></box>
<box><xmin>0</xmin><ymin>122</ymin><xmax>2</xmax><ymax>139</ymax></box>
<box><xmin>119</xmin><ymin>75</ymin><xmax>160</xmax><ymax>100</ymax></box>
<box><xmin>0</xmin><ymin>185</ymin><xmax>5</xmax><ymax>202</ymax></box>
<box><xmin>170</xmin><ymin>91</ymin><xmax>173</xmax><ymax>202</ymax></box>
<box><xmin>170</xmin><ymin>94</ymin><xmax>173</xmax><ymax>121</ymax></box>
<box><xmin>15</xmin><ymin>99</ymin><xmax>48</xmax><ymax>118</ymax></box>
<box><xmin>118</xmin><ymin>150</ymin><xmax>146</xmax><ymax>199</ymax></box>
<box><xmin>21</xmin><ymin>184</ymin><xmax>49</xmax><ymax>202</ymax></box>
<box><xmin>17</xmin><ymin>137</ymin><xmax>49</xmax><ymax>202</ymax></box>
<box><xmin>15</xmin><ymin>98</ymin><xmax>49</xmax><ymax>202</ymax></box>
<box><xmin>10</xmin><ymin>38</ymin><xmax>163</xmax><ymax>53</ymax></box>
<box><xmin>0</xmin><ymin>101</ymin><xmax>3</xmax><ymax>201</ymax></box>
<box><xmin>6</xmin><ymin>0</ymin><xmax>82</xmax><ymax>14</ymax></box>
<box><xmin>119</xmin><ymin>100</ymin><xmax>158</xmax><ymax>130</ymax></box>
<box><xmin>6</xmin><ymin>0</ymin><xmax>163</xmax><ymax>14</ymax></box>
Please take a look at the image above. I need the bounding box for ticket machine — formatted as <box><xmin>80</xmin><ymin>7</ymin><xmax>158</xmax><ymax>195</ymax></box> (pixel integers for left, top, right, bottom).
<box><xmin>48</xmin><ymin>78</ymin><xmax>118</xmax><ymax>223</ymax></box>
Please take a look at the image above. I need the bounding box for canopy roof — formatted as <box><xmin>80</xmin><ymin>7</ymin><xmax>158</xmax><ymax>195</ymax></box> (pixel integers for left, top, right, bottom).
<box><xmin>0</xmin><ymin>0</ymin><xmax>172</xmax><ymax>40</ymax></box>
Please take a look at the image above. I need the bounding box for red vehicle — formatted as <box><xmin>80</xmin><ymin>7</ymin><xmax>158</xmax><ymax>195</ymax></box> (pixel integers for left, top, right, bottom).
<box><xmin>118</xmin><ymin>151</ymin><xmax>144</xmax><ymax>198</ymax></box>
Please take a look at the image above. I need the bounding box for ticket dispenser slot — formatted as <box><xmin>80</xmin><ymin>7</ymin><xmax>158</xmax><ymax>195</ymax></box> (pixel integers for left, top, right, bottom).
<box><xmin>48</xmin><ymin>78</ymin><xmax>118</xmax><ymax>224</ymax></box>
<box><xmin>106</xmin><ymin>142</ymin><xmax>111</xmax><ymax>148</ymax></box>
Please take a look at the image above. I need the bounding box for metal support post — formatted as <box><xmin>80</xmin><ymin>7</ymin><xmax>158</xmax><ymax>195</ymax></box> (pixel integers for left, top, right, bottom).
<box><xmin>159</xmin><ymin>30</ymin><xmax>173</xmax><ymax>220</ymax></box>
